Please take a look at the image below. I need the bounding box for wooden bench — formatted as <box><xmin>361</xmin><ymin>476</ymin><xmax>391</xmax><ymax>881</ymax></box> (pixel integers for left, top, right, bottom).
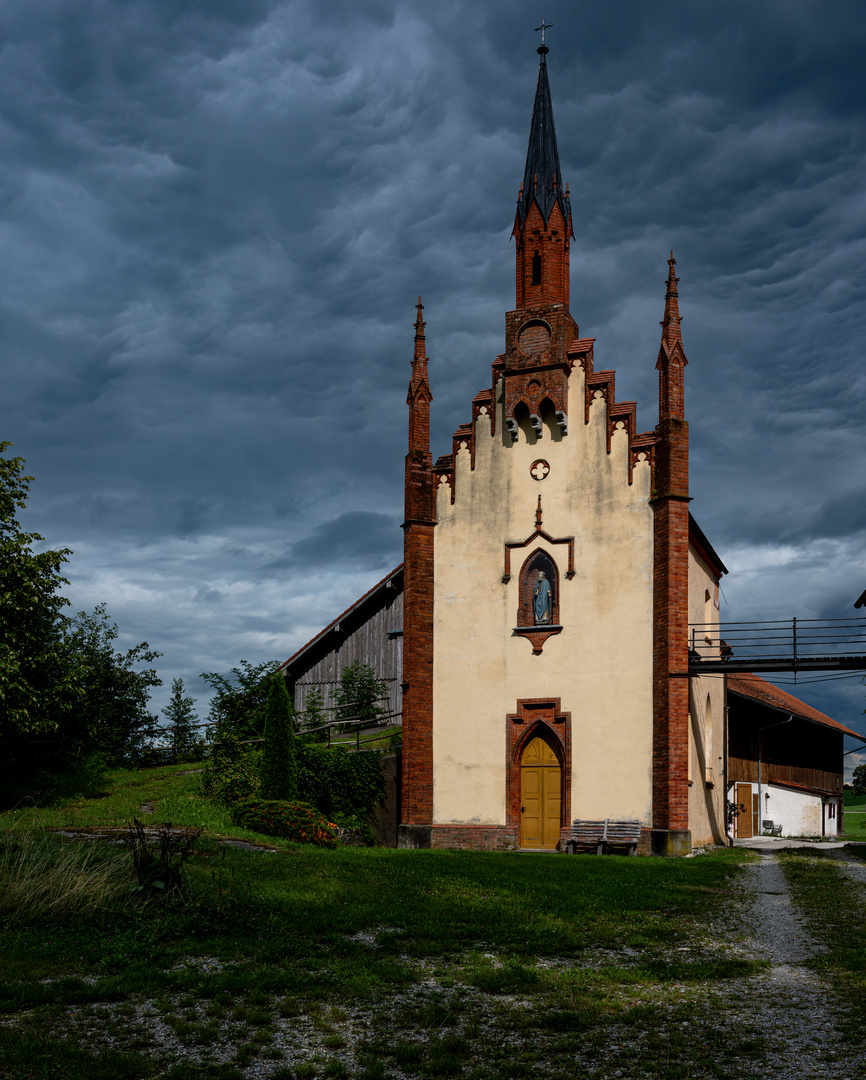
<box><xmin>762</xmin><ymin>819</ymin><xmax>782</xmax><ymax>837</ymax></box>
<box><xmin>565</xmin><ymin>818</ymin><xmax>642</xmax><ymax>856</ymax></box>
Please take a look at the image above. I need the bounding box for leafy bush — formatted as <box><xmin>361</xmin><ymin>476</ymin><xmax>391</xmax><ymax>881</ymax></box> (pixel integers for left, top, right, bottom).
<box><xmin>0</xmin><ymin>831</ymin><xmax>129</xmax><ymax>923</ymax></box>
<box><xmin>296</xmin><ymin>744</ymin><xmax>384</xmax><ymax>819</ymax></box>
<box><xmin>200</xmin><ymin>733</ymin><xmax>260</xmax><ymax>805</ymax></box>
<box><xmin>232</xmin><ymin>799</ymin><xmax>337</xmax><ymax>848</ymax></box>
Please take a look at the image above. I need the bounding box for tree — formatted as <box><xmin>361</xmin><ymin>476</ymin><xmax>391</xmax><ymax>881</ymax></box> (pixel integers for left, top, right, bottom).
<box><xmin>259</xmin><ymin>673</ymin><xmax>297</xmax><ymax>801</ymax></box>
<box><xmin>334</xmin><ymin>662</ymin><xmax>389</xmax><ymax>727</ymax></box>
<box><xmin>852</xmin><ymin>763</ymin><xmax>866</xmax><ymax>797</ymax></box>
<box><xmin>162</xmin><ymin>677</ymin><xmax>199</xmax><ymax>754</ymax></box>
<box><xmin>200</xmin><ymin>660</ymin><xmax>281</xmax><ymax>740</ymax></box>
<box><xmin>0</xmin><ymin>442</ymin><xmax>72</xmax><ymax>751</ymax></box>
<box><xmin>300</xmin><ymin>685</ymin><xmax>327</xmax><ymax>738</ymax></box>
<box><xmin>57</xmin><ymin>605</ymin><xmax>162</xmax><ymax>767</ymax></box>
<box><xmin>0</xmin><ymin>445</ymin><xmax>164</xmax><ymax>779</ymax></box>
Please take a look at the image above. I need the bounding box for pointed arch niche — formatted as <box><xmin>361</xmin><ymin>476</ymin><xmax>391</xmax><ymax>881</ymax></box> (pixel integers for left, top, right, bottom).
<box><xmin>519</xmin><ymin>547</ymin><xmax>560</xmax><ymax>626</ymax></box>
<box><xmin>503</xmin><ymin>497</ymin><xmax>574</xmax><ymax>654</ymax></box>
<box><xmin>506</xmin><ymin>698</ymin><xmax>572</xmax><ymax>850</ymax></box>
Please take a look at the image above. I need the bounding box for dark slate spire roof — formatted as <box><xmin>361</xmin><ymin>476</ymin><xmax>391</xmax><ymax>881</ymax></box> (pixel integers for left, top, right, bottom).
<box><xmin>516</xmin><ymin>47</ymin><xmax>572</xmax><ymax>232</ymax></box>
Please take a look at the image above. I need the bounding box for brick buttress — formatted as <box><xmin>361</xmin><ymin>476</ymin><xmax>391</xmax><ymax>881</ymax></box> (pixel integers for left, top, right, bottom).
<box><xmin>651</xmin><ymin>254</ymin><xmax>692</xmax><ymax>856</ymax></box>
<box><xmin>399</xmin><ymin>300</ymin><xmax>436</xmax><ymax>848</ymax></box>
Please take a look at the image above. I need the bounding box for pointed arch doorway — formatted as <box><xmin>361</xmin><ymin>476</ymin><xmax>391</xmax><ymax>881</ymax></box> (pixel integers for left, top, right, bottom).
<box><xmin>520</xmin><ymin>734</ymin><xmax>562</xmax><ymax>849</ymax></box>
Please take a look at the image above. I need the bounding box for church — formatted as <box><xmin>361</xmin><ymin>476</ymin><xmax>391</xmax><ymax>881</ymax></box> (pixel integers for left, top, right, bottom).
<box><xmin>280</xmin><ymin>43</ymin><xmax>858</xmax><ymax>853</ymax></box>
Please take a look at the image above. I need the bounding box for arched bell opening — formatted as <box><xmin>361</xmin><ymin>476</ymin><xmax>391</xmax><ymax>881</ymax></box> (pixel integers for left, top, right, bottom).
<box><xmin>512</xmin><ymin>401</ymin><xmax>540</xmax><ymax>445</ymax></box>
<box><xmin>539</xmin><ymin>397</ymin><xmax>564</xmax><ymax>443</ymax></box>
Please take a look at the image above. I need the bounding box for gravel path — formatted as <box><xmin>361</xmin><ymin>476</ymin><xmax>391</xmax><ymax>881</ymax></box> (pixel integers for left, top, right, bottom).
<box><xmin>834</xmin><ymin>850</ymin><xmax>866</xmax><ymax>886</ymax></box>
<box><xmin>713</xmin><ymin>852</ymin><xmax>861</xmax><ymax>1079</ymax></box>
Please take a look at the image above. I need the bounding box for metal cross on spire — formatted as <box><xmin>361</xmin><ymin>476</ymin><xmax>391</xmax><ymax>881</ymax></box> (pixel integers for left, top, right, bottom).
<box><xmin>534</xmin><ymin>18</ymin><xmax>553</xmax><ymax>46</ymax></box>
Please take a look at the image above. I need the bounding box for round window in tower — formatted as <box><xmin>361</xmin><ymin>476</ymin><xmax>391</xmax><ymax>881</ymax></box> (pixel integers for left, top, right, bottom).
<box><xmin>518</xmin><ymin>320</ymin><xmax>551</xmax><ymax>357</ymax></box>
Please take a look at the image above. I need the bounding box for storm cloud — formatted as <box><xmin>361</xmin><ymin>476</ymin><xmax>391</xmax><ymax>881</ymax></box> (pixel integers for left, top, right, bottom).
<box><xmin>1</xmin><ymin>1</ymin><xmax>864</xmax><ymax>763</ymax></box>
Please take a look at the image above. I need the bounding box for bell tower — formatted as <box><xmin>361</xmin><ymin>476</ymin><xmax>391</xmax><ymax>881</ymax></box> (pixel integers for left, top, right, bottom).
<box><xmin>502</xmin><ymin>41</ymin><xmax>577</xmax><ymax>442</ymax></box>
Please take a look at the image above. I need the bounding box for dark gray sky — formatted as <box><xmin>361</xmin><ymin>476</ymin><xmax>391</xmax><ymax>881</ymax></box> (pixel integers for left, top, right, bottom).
<box><xmin>3</xmin><ymin>1</ymin><xmax>865</xmax><ymax>766</ymax></box>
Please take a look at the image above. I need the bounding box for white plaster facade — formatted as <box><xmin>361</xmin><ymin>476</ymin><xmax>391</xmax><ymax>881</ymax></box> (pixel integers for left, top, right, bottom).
<box><xmin>687</xmin><ymin>546</ymin><xmax>727</xmax><ymax>846</ymax></box>
<box><xmin>728</xmin><ymin>781</ymin><xmax>839</xmax><ymax>839</ymax></box>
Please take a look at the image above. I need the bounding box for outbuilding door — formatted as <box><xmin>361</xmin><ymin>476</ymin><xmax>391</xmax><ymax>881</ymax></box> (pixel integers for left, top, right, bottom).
<box><xmin>734</xmin><ymin>783</ymin><xmax>753</xmax><ymax>839</ymax></box>
<box><xmin>520</xmin><ymin>735</ymin><xmax>562</xmax><ymax>849</ymax></box>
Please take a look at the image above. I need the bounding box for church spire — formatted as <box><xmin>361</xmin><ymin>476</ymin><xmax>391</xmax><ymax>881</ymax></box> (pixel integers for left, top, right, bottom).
<box><xmin>656</xmin><ymin>253</ymin><xmax>688</xmax><ymax>422</ymax></box>
<box><xmin>516</xmin><ymin>45</ymin><xmax>572</xmax><ymax>231</ymax></box>
<box><xmin>408</xmin><ymin>297</ymin><xmax>432</xmax><ymax>423</ymax></box>
<box><xmin>516</xmin><ymin>45</ymin><xmax>570</xmax><ymax>231</ymax></box>
<box><xmin>512</xmin><ymin>44</ymin><xmax>572</xmax><ymax>310</ymax></box>
<box><xmin>660</xmin><ymin>251</ymin><xmax>684</xmax><ymax>349</ymax></box>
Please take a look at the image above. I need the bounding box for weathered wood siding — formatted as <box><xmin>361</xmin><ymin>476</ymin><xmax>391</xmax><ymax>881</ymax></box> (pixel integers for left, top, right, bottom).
<box><xmin>728</xmin><ymin>697</ymin><xmax>843</xmax><ymax>796</ymax></box>
<box><xmin>287</xmin><ymin>587</ymin><xmax>403</xmax><ymax>721</ymax></box>
<box><xmin>727</xmin><ymin>756</ymin><xmax>841</xmax><ymax>795</ymax></box>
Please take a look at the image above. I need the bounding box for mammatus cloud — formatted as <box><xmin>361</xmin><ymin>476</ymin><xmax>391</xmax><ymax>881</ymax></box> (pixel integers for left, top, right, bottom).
<box><xmin>1</xmin><ymin>1</ymin><xmax>863</xmax><ymax>755</ymax></box>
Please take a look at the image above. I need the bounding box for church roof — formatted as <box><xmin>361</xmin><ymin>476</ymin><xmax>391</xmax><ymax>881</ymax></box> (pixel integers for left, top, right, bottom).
<box><xmin>727</xmin><ymin>672</ymin><xmax>865</xmax><ymax>740</ymax></box>
<box><xmin>855</xmin><ymin>587</ymin><xmax>866</xmax><ymax>608</ymax></box>
<box><xmin>516</xmin><ymin>50</ymin><xmax>572</xmax><ymax>231</ymax></box>
<box><xmin>688</xmin><ymin>514</ymin><xmax>728</xmax><ymax>577</ymax></box>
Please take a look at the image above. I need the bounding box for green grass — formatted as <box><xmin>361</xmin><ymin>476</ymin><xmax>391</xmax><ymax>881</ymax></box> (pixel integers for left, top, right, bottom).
<box><xmin>1</xmin><ymin>764</ymin><xmax>294</xmax><ymax>849</ymax></box>
<box><xmin>778</xmin><ymin>848</ymin><xmax>866</xmax><ymax>1039</ymax></box>
<box><xmin>0</xmin><ymin>765</ymin><xmax>775</xmax><ymax>1078</ymax></box>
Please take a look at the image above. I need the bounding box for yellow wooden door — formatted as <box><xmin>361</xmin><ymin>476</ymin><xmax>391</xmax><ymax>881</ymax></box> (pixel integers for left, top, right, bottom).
<box><xmin>520</xmin><ymin>736</ymin><xmax>562</xmax><ymax>849</ymax></box>
<box><xmin>735</xmin><ymin>783</ymin><xmax>752</xmax><ymax>838</ymax></box>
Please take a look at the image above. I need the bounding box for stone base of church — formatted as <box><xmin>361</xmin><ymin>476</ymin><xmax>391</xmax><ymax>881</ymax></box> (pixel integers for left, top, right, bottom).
<box><xmin>650</xmin><ymin>828</ymin><xmax>692</xmax><ymax>856</ymax></box>
<box><xmin>398</xmin><ymin>824</ymin><xmax>520</xmax><ymax>850</ymax></box>
<box><xmin>431</xmin><ymin>824</ymin><xmax>518</xmax><ymax>851</ymax></box>
<box><xmin>398</xmin><ymin>824</ymin><xmax>432</xmax><ymax>849</ymax></box>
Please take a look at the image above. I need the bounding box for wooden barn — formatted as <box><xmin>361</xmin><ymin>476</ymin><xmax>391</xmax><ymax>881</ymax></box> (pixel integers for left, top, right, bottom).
<box><xmin>727</xmin><ymin>673</ymin><xmax>859</xmax><ymax>839</ymax></box>
<box><xmin>279</xmin><ymin>566</ymin><xmax>403</xmax><ymax>724</ymax></box>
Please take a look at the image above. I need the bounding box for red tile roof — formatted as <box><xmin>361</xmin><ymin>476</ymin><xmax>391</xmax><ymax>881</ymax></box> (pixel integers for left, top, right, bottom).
<box><xmin>727</xmin><ymin>672</ymin><xmax>865</xmax><ymax>740</ymax></box>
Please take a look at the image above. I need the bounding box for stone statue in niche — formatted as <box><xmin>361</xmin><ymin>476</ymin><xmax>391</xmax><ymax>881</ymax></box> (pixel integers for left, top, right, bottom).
<box><xmin>533</xmin><ymin>570</ymin><xmax>552</xmax><ymax>625</ymax></box>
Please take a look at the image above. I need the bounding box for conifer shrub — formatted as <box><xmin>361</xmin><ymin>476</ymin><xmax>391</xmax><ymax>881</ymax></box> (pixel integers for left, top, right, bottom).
<box><xmin>259</xmin><ymin>673</ymin><xmax>297</xmax><ymax>801</ymax></box>
<box><xmin>231</xmin><ymin>799</ymin><xmax>337</xmax><ymax>848</ymax></box>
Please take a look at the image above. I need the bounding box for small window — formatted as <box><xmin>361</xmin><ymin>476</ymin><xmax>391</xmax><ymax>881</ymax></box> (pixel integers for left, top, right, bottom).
<box><xmin>531</xmin><ymin>251</ymin><xmax>541</xmax><ymax>285</ymax></box>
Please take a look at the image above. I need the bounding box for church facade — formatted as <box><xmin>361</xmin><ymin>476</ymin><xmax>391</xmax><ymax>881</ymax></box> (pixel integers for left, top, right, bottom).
<box><xmin>399</xmin><ymin>44</ymin><xmax>726</xmax><ymax>855</ymax></box>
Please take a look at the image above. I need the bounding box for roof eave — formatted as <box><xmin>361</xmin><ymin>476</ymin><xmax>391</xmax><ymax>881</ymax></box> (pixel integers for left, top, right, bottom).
<box><xmin>279</xmin><ymin>563</ymin><xmax>404</xmax><ymax>675</ymax></box>
<box><xmin>727</xmin><ymin>684</ymin><xmax>866</xmax><ymax>742</ymax></box>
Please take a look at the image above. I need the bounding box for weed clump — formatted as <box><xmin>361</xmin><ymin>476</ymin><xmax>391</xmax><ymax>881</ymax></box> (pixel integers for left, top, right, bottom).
<box><xmin>125</xmin><ymin>817</ymin><xmax>203</xmax><ymax>898</ymax></box>
<box><xmin>0</xmin><ymin>831</ymin><xmax>128</xmax><ymax>923</ymax></box>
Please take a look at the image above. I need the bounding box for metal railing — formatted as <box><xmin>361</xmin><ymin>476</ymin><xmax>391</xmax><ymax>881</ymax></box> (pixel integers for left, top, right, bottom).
<box><xmin>687</xmin><ymin>617</ymin><xmax>866</xmax><ymax>674</ymax></box>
